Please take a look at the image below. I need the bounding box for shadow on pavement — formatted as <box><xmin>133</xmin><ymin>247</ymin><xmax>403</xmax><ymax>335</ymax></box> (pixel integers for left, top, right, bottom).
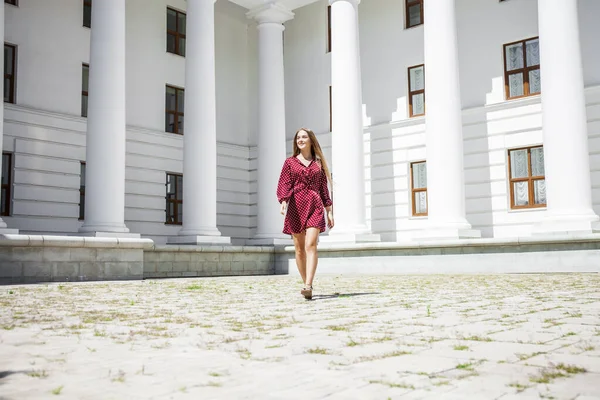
<box><xmin>309</xmin><ymin>292</ymin><xmax>380</xmax><ymax>301</ymax></box>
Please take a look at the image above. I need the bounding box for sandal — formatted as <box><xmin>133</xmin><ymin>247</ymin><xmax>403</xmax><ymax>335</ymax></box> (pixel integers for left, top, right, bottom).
<box><xmin>301</xmin><ymin>285</ymin><xmax>313</xmax><ymax>300</ymax></box>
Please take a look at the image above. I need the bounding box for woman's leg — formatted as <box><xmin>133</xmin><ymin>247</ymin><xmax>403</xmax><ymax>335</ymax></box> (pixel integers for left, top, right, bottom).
<box><xmin>304</xmin><ymin>227</ymin><xmax>320</xmax><ymax>288</ymax></box>
<box><xmin>292</xmin><ymin>232</ymin><xmax>307</xmax><ymax>284</ymax></box>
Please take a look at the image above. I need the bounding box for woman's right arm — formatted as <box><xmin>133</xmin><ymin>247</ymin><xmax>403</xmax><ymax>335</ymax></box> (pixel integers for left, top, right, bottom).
<box><xmin>277</xmin><ymin>159</ymin><xmax>293</xmax><ymax>204</ymax></box>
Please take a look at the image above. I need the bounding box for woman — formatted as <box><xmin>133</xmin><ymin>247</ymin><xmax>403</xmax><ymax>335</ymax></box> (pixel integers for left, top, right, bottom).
<box><xmin>277</xmin><ymin>128</ymin><xmax>334</xmax><ymax>300</ymax></box>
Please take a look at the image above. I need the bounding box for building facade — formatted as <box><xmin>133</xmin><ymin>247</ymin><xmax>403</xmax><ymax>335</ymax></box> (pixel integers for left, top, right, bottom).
<box><xmin>2</xmin><ymin>0</ymin><xmax>599</xmax><ymax>245</ymax></box>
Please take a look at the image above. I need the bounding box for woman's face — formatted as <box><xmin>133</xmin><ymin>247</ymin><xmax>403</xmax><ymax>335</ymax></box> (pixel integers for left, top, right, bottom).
<box><xmin>296</xmin><ymin>130</ymin><xmax>311</xmax><ymax>152</ymax></box>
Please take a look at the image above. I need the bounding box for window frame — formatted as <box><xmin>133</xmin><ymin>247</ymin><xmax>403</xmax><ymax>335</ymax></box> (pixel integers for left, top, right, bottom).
<box><xmin>79</xmin><ymin>161</ymin><xmax>86</xmax><ymax>220</ymax></box>
<box><xmin>83</xmin><ymin>0</ymin><xmax>92</xmax><ymax>28</ymax></box>
<box><xmin>408</xmin><ymin>64</ymin><xmax>425</xmax><ymax>118</ymax></box>
<box><xmin>507</xmin><ymin>145</ymin><xmax>546</xmax><ymax>210</ymax></box>
<box><xmin>4</xmin><ymin>43</ymin><xmax>17</xmax><ymax>104</ymax></box>
<box><xmin>165</xmin><ymin>85</ymin><xmax>184</xmax><ymax>135</ymax></box>
<box><xmin>165</xmin><ymin>172</ymin><xmax>183</xmax><ymax>225</ymax></box>
<box><xmin>410</xmin><ymin>161</ymin><xmax>428</xmax><ymax>217</ymax></box>
<box><xmin>405</xmin><ymin>0</ymin><xmax>424</xmax><ymax>29</ymax></box>
<box><xmin>1</xmin><ymin>152</ymin><xmax>13</xmax><ymax>217</ymax></box>
<box><xmin>503</xmin><ymin>36</ymin><xmax>540</xmax><ymax>100</ymax></box>
<box><xmin>81</xmin><ymin>63</ymin><xmax>89</xmax><ymax>117</ymax></box>
<box><xmin>166</xmin><ymin>7</ymin><xmax>186</xmax><ymax>57</ymax></box>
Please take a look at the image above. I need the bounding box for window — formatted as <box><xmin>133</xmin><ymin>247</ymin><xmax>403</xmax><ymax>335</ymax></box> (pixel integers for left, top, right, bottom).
<box><xmin>166</xmin><ymin>173</ymin><xmax>183</xmax><ymax>225</ymax></box>
<box><xmin>81</xmin><ymin>64</ymin><xmax>89</xmax><ymax>117</ymax></box>
<box><xmin>4</xmin><ymin>44</ymin><xmax>16</xmax><ymax>104</ymax></box>
<box><xmin>504</xmin><ymin>37</ymin><xmax>540</xmax><ymax>100</ymax></box>
<box><xmin>167</xmin><ymin>8</ymin><xmax>186</xmax><ymax>57</ymax></box>
<box><xmin>508</xmin><ymin>146</ymin><xmax>546</xmax><ymax>209</ymax></box>
<box><xmin>406</xmin><ymin>0</ymin><xmax>423</xmax><ymax>28</ymax></box>
<box><xmin>329</xmin><ymin>85</ymin><xmax>332</xmax><ymax>132</ymax></box>
<box><xmin>5</xmin><ymin>0</ymin><xmax>18</xmax><ymax>6</ymax></box>
<box><xmin>79</xmin><ymin>162</ymin><xmax>86</xmax><ymax>220</ymax></box>
<box><xmin>1</xmin><ymin>153</ymin><xmax>12</xmax><ymax>217</ymax></box>
<box><xmin>83</xmin><ymin>0</ymin><xmax>92</xmax><ymax>28</ymax></box>
<box><xmin>327</xmin><ymin>5</ymin><xmax>332</xmax><ymax>53</ymax></box>
<box><xmin>165</xmin><ymin>86</ymin><xmax>184</xmax><ymax>135</ymax></box>
<box><xmin>408</xmin><ymin>64</ymin><xmax>425</xmax><ymax>117</ymax></box>
<box><xmin>410</xmin><ymin>161</ymin><xmax>427</xmax><ymax>216</ymax></box>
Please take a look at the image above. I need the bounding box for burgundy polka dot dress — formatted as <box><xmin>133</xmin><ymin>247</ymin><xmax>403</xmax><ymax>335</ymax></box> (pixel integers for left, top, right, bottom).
<box><xmin>277</xmin><ymin>156</ymin><xmax>333</xmax><ymax>235</ymax></box>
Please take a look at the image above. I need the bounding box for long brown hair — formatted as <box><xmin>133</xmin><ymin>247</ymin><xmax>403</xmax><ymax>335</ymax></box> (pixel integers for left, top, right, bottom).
<box><xmin>292</xmin><ymin>128</ymin><xmax>332</xmax><ymax>184</ymax></box>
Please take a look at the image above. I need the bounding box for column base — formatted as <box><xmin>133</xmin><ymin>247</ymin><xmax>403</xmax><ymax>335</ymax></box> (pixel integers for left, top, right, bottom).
<box><xmin>167</xmin><ymin>235</ymin><xmax>231</xmax><ymax>246</ymax></box>
<box><xmin>320</xmin><ymin>232</ymin><xmax>381</xmax><ymax>244</ymax></box>
<box><xmin>0</xmin><ymin>228</ymin><xmax>19</xmax><ymax>234</ymax></box>
<box><xmin>77</xmin><ymin>231</ymin><xmax>141</xmax><ymax>239</ymax></box>
<box><xmin>413</xmin><ymin>228</ymin><xmax>482</xmax><ymax>241</ymax></box>
<box><xmin>532</xmin><ymin>215</ymin><xmax>600</xmax><ymax>237</ymax></box>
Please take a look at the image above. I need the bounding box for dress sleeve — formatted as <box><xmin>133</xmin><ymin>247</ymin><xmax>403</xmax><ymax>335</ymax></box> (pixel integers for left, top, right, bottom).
<box><xmin>319</xmin><ymin>168</ymin><xmax>333</xmax><ymax>208</ymax></box>
<box><xmin>277</xmin><ymin>159</ymin><xmax>293</xmax><ymax>204</ymax></box>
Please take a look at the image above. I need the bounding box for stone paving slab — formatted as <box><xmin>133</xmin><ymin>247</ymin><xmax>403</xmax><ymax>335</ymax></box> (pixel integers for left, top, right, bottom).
<box><xmin>0</xmin><ymin>274</ymin><xmax>599</xmax><ymax>399</ymax></box>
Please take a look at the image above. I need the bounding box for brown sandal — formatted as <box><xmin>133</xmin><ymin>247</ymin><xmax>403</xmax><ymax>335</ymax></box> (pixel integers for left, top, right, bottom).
<box><xmin>301</xmin><ymin>286</ymin><xmax>313</xmax><ymax>300</ymax></box>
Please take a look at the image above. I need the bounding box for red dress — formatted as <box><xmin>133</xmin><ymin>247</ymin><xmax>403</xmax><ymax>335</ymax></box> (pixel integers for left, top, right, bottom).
<box><xmin>277</xmin><ymin>156</ymin><xmax>333</xmax><ymax>235</ymax></box>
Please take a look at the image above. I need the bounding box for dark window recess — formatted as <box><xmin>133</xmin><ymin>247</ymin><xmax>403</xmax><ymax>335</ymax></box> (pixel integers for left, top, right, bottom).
<box><xmin>165</xmin><ymin>85</ymin><xmax>184</xmax><ymax>135</ymax></box>
<box><xmin>4</xmin><ymin>44</ymin><xmax>16</xmax><ymax>104</ymax></box>
<box><xmin>83</xmin><ymin>0</ymin><xmax>92</xmax><ymax>28</ymax></box>
<box><xmin>406</xmin><ymin>0</ymin><xmax>423</xmax><ymax>28</ymax></box>
<box><xmin>167</xmin><ymin>8</ymin><xmax>186</xmax><ymax>56</ymax></box>
<box><xmin>81</xmin><ymin>64</ymin><xmax>89</xmax><ymax>117</ymax></box>
<box><xmin>79</xmin><ymin>162</ymin><xmax>86</xmax><ymax>220</ymax></box>
<box><xmin>165</xmin><ymin>173</ymin><xmax>183</xmax><ymax>225</ymax></box>
<box><xmin>1</xmin><ymin>152</ymin><xmax>13</xmax><ymax>217</ymax></box>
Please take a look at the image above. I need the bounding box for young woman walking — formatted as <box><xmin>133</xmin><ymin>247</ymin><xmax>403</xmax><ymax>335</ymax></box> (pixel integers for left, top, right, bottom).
<box><xmin>277</xmin><ymin>128</ymin><xmax>334</xmax><ymax>300</ymax></box>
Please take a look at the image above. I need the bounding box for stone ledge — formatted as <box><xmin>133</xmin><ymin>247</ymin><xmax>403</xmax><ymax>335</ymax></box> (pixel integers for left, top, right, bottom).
<box><xmin>151</xmin><ymin>245</ymin><xmax>275</xmax><ymax>253</ymax></box>
<box><xmin>0</xmin><ymin>234</ymin><xmax>154</xmax><ymax>249</ymax></box>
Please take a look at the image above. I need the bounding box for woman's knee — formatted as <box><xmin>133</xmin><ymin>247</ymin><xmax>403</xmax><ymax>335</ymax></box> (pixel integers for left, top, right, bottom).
<box><xmin>304</xmin><ymin>241</ymin><xmax>317</xmax><ymax>253</ymax></box>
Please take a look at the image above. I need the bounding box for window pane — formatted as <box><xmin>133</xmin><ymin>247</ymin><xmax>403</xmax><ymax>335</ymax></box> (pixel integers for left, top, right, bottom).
<box><xmin>166</xmin><ymin>113</ymin><xmax>175</xmax><ymax>133</ymax></box>
<box><xmin>526</xmin><ymin>39</ymin><xmax>540</xmax><ymax>67</ymax></box>
<box><xmin>81</xmin><ymin>95</ymin><xmax>88</xmax><ymax>117</ymax></box>
<box><xmin>508</xmin><ymin>73</ymin><xmax>524</xmax><ymax>98</ymax></box>
<box><xmin>167</xmin><ymin>34</ymin><xmax>176</xmax><ymax>54</ymax></box>
<box><xmin>1</xmin><ymin>188</ymin><xmax>7</xmax><ymax>215</ymax></box>
<box><xmin>510</xmin><ymin>149</ymin><xmax>528</xmax><ymax>178</ymax></box>
<box><xmin>178</xmin><ymin>115</ymin><xmax>184</xmax><ymax>135</ymax></box>
<box><xmin>79</xmin><ymin>194</ymin><xmax>85</xmax><ymax>220</ymax></box>
<box><xmin>177</xmin><ymin>176</ymin><xmax>183</xmax><ymax>199</ymax></box>
<box><xmin>179</xmin><ymin>38</ymin><xmax>186</xmax><ymax>56</ymax></box>
<box><xmin>412</xmin><ymin>93</ymin><xmax>425</xmax><ymax>116</ymax></box>
<box><xmin>533</xmin><ymin>179</ymin><xmax>546</xmax><ymax>205</ymax></box>
<box><xmin>530</xmin><ymin>147</ymin><xmax>544</xmax><ymax>177</ymax></box>
<box><xmin>412</xmin><ymin>162</ymin><xmax>427</xmax><ymax>189</ymax></box>
<box><xmin>167</xmin><ymin>9</ymin><xmax>177</xmax><ymax>31</ymax></box>
<box><xmin>4</xmin><ymin>78</ymin><xmax>10</xmax><ymax>102</ymax></box>
<box><xmin>167</xmin><ymin>174</ymin><xmax>176</xmax><ymax>195</ymax></box>
<box><xmin>177</xmin><ymin>203</ymin><xmax>183</xmax><ymax>223</ymax></box>
<box><xmin>414</xmin><ymin>192</ymin><xmax>427</xmax><ymax>214</ymax></box>
<box><xmin>513</xmin><ymin>181</ymin><xmax>529</xmax><ymax>206</ymax></box>
<box><xmin>80</xmin><ymin>163</ymin><xmax>86</xmax><ymax>186</ymax></box>
<box><xmin>83</xmin><ymin>4</ymin><xmax>92</xmax><ymax>28</ymax></box>
<box><xmin>177</xmin><ymin>89</ymin><xmax>185</xmax><ymax>112</ymax></box>
<box><xmin>2</xmin><ymin>155</ymin><xmax>9</xmax><ymax>185</ymax></box>
<box><xmin>409</xmin><ymin>66</ymin><xmax>424</xmax><ymax>91</ymax></box>
<box><xmin>529</xmin><ymin>69</ymin><xmax>541</xmax><ymax>94</ymax></box>
<box><xmin>505</xmin><ymin>43</ymin><xmax>524</xmax><ymax>71</ymax></box>
<box><xmin>4</xmin><ymin>46</ymin><xmax>13</xmax><ymax>74</ymax></box>
<box><xmin>408</xmin><ymin>4</ymin><xmax>421</xmax><ymax>27</ymax></box>
<box><xmin>165</xmin><ymin>87</ymin><xmax>176</xmax><ymax>111</ymax></box>
<box><xmin>178</xmin><ymin>13</ymin><xmax>186</xmax><ymax>34</ymax></box>
<box><xmin>167</xmin><ymin>202</ymin><xmax>175</xmax><ymax>222</ymax></box>
<box><xmin>82</xmin><ymin>65</ymin><xmax>89</xmax><ymax>91</ymax></box>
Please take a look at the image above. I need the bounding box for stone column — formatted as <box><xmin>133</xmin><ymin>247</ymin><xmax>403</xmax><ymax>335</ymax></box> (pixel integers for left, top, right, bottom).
<box><xmin>170</xmin><ymin>0</ymin><xmax>230</xmax><ymax>245</ymax></box>
<box><xmin>79</xmin><ymin>0</ymin><xmax>135</xmax><ymax>237</ymax></box>
<box><xmin>325</xmin><ymin>0</ymin><xmax>379</xmax><ymax>243</ymax></box>
<box><xmin>247</xmin><ymin>3</ymin><xmax>293</xmax><ymax>245</ymax></box>
<box><xmin>0</xmin><ymin>3</ymin><xmax>17</xmax><ymax>234</ymax></box>
<box><xmin>533</xmin><ymin>0</ymin><xmax>599</xmax><ymax>235</ymax></box>
<box><xmin>418</xmin><ymin>0</ymin><xmax>480</xmax><ymax>240</ymax></box>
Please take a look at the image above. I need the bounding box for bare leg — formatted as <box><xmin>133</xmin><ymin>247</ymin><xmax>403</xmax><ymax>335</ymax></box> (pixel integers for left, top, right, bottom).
<box><xmin>304</xmin><ymin>227</ymin><xmax>320</xmax><ymax>287</ymax></box>
<box><xmin>292</xmin><ymin>232</ymin><xmax>307</xmax><ymax>284</ymax></box>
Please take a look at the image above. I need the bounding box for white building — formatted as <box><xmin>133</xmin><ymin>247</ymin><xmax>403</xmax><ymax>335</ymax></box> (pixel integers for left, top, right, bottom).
<box><xmin>2</xmin><ymin>0</ymin><xmax>600</xmax><ymax>246</ymax></box>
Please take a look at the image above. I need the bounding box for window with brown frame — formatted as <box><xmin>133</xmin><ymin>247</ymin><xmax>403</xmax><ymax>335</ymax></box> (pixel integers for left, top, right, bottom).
<box><xmin>327</xmin><ymin>5</ymin><xmax>332</xmax><ymax>53</ymax></box>
<box><xmin>410</xmin><ymin>161</ymin><xmax>427</xmax><ymax>216</ymax></box>
<box><xmin>79</xmin><ymin>162</ymin><xmax>86</xmax><ymax>220</ymax></box>
<box><xmin>408</xmin><ymin>64</ymin><xmax>425</xmax><ymax>117</ymax></box>
<box><xmin>406</xmin><ymin>0</ymin><xmax>423</xmax><ymax>28</ymax></box>
<box><xmin>504</xmin><ymin>37</ymin><xmax>540</xmax><ymax>100</ymax></box>
<box><xmin>5</xmin><ymin>0</ymin><xmax>18</xmax><ymax>6</ymax></box>
<box><xmin>165</xmin><ymin>173</ymin><xmax>183</xmax><ymax>225</ymax></box>
<box><xmin>83</xmin><ymin>0</ymin><xmax>92</xmax><ymax>28</ymax></box>
<box><xmin>329</xmin><ymin>85</ymin><xmax>332</xmax><ymax>132</ymax></box>
<box><xmin>4</xmin><ymin>44</ymin><xmax>16</xmax><ymax>104</ymax></box>
<box><xmin>1</xmin><ymin>152</ymin><xmax>12</xmax><ymax>217</ymax></box>
<box><xmin>165</xmin><ymin>85</ymin><xmax>184</xmax><ymax>135</ymax></box>
<box><xmin>167</xmin><ymin>8</ymin><xmax>186</xmax><ymax>57</ymax></box>
<box><xmin>81</xmin><ymin>64</ymin><xmax>89</xmax><ymax>117</ymax></box>
<box><xmin>508</xmin><ymin>146</ymin><xmax>546</xmax><ymax>209</ymax></box>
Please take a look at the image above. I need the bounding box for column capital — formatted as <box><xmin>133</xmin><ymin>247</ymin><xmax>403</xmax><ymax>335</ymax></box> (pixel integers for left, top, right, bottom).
<box><xmin>247</xmin><ymin>2</ymin><xmax>294</xmax><ymax>24</ymax></box>
<box><xmin>329</xmin><ymin>0</ymin><xmax>360</xmax><ymax>6</ymax></box>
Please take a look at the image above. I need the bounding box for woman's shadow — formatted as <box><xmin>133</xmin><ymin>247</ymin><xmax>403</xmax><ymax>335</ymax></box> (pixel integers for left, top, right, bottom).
<box><xmin>309</xmin><ymin>292</ymin><xmax>380</xmax><ymax>301</ymax></box>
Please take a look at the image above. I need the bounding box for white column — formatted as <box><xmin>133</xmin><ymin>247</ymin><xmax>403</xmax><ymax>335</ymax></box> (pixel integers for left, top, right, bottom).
<box><xmin>79</xmin><ymin>0</ymin><xmax>134</xmax><ymax>237</ymax></box>
<box><xmin>533</xmin><ymin>0</ymin><xmax>599</xmax><ymax>235</ymax></box>
<box><xmin>0</xmin><ymin>3</ymin><xmax>17</xmax><ymax>234</ymax></box>
<box><xmin>325</xmin><ymin>0</ymin><xmax>379</xmax><ymax>243</ymax></box>
<box><xmin>418</xmin><ymin>0</ymin><xmax>480</xmax><ymax>240</ymax></box>
<box><xmin>171</xmin><ymin>0</ymin><xmax>230</xmax><ymax>245</ymax></box>
<box><xmin>247</xmin><ymin>4</ymin><xmax>293</xmax><ymax>245</ymax></box>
